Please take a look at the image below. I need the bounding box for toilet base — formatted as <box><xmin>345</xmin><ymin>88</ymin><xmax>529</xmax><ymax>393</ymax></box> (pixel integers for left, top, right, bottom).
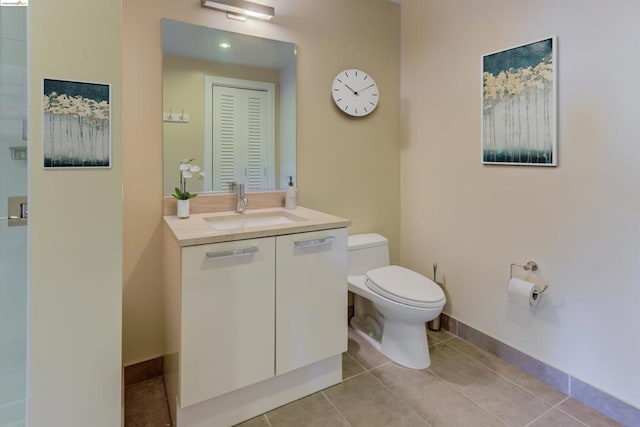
<box><xmin>350</xmin><ymin>317</ymin><xmax>431</xmax><ymax>369</ymax></box>
<box><xmin>380</xmin><ymin>319</ymin><xmax>430</xmax><ymax>369</ymax></box>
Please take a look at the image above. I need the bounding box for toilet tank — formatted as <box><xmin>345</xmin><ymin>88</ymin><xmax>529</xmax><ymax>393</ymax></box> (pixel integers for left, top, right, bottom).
<box><xmin>347</xmin><ymin>233</ymin><xmax>390</xmax><ymax>276</ymax></box>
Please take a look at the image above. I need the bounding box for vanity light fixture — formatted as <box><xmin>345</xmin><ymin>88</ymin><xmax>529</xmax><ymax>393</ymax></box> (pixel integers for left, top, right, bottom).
<box><xmin>201</xmin><ymin>0</ymin><xmax>275</xmax><ymax>22</ymax></box>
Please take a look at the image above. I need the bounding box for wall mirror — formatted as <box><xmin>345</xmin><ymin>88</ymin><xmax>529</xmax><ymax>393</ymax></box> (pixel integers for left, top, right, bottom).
<box><xmin>162</xmin><ymin>18</ymin><xmax>296</xmax><ymax>195</ymax></box>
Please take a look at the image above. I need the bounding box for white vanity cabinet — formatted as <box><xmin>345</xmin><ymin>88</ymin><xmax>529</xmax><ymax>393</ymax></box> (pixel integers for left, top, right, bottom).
<box><xmin>275</xmin><ymin>229</ymin><xmax>348</xmax><ymax>375</ymax></box>
<box><xmin>163</xmin><ymin>211</ymin><xmax>349</xmax><ymax>427</ymax></box>
<box><xmin>180</xmin><ymin>237</ymin><xmax>276</xmax><ymax>407</ymax></box>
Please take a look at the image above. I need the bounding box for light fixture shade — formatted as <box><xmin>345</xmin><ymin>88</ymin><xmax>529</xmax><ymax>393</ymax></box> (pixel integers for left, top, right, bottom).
<box><xmin>201</xmin><ymin>0</ymin><xmax>275</xmax><ymax>21</ymax></box>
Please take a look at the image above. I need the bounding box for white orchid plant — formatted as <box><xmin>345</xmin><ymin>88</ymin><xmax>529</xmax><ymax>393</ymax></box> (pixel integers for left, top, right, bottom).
<box><xmin>172</xmin><ymin>158</ymin><xmax>204</xmax><ymax>200</ymax></box>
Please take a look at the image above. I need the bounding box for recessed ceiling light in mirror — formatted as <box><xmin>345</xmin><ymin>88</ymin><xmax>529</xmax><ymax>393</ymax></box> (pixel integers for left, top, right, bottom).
<box><xmin>219</xmin><ymin>42</ymin><xmax>231</xmax><ymax>49</ymax></box>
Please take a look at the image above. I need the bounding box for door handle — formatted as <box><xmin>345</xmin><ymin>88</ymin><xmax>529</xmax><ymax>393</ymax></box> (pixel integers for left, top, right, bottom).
<box><xmin>206</xmin><ymin>246</ymin><xmax>259</xmax><ymax>259</ymax></box>
<box><xmin>294</xmin><ymin>236</ymin><xmax>335</xmax><ymax>248</ymax></box>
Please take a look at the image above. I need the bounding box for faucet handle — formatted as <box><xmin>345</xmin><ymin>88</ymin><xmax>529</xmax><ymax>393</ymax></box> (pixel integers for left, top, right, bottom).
<box><xmin>227</xmin><ymin>181</ymin><xmax>237</xmax><ymax>192</ymax></box>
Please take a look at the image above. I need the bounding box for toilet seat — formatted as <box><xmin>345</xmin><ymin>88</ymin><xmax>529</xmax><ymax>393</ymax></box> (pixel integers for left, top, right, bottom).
<box><xmin>365</xmin><ymin>266</ymin><xmax>445</xmax><ymax>309</ymax></box>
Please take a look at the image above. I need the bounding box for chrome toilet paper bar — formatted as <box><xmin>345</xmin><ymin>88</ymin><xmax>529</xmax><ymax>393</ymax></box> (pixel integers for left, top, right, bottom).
<box><xmin>510</xmin><ymin>261</ymin><xmax>549</xmax><ymax>296</ymax></box>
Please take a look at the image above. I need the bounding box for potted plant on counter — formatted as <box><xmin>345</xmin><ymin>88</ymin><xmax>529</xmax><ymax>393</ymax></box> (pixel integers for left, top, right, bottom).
<box><xmin>173</xmin><ymin>158</ymin><xmax>204</xmax><ymax>219</ymax></box>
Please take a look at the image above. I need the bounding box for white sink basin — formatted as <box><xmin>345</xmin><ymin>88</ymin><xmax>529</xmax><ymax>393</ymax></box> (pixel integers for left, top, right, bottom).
<box><xmin>205</xmin><ymin>210</ymin><xmax>307</xmax><ymax>231</ymax></box>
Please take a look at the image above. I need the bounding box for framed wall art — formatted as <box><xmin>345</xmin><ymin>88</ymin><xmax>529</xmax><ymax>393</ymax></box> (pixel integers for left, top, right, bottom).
<box><xmin>43</xmin><ymin>78</ymin><xmax>111</xmax><ymax>168</ymax></box>
<box><xmin>482</xmin><ymin>37</ymin><xmax>557</xmax><ymax>166</ymax></box>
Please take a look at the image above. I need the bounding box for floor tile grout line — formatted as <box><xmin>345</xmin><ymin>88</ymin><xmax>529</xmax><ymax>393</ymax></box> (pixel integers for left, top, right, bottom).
<box><xmin>345</xmin><ymin>346</ymin><xmax>391</xmax><ymax>374</ymax></box>
<box><xmin>131</xmin><ymin>334</ymin><xmax>609</xmax><ymax>427</ymax></box>
<box><xmin>445</xmin><ymin>323</ymin><xmax>596</xmax><ymax>418</ymax></box>
<box><xmin>351</xmin><ymin>336</ymin><xmax>511</xmax><ymax>426</ymax></box>
<box><xmin>551</xmin><ymin>396</ymin><xmax>591</xmax><ymax>427</ymax></box>
<box><xmin>523</xmin><ymin>406</ymin><xmax>556</xmax><ymax>427</ymax></box>
<box><xmin>439</xmin><ymin>339</ymin><xmax>563</xmax><ymax>407</ymax></box>
<box><xmin>522</xmin><ymin>401</ymin><xmax>589</xmax><ymax>427</ymax></box>
<box><xmin>426</xmin><ymin>333</ymin><xmax>441</xmax><ymax>344</ymax></box>
<box><xmin>432</xmin><ymin>341</ymin><xmax>588</xmax><ymax>426</ymax></box>
<box><xmin>320</xmin><ymin>390</ymin><xmax>353</xmax><ymax>427</ymax></box>
<box><xmin>423</xmin><ymin>359</ymin><xmax>512</xmax><ymax>427</ymax></box>
<box><xmin>344</xmin><ymin>350</ymin><xmax>368</xmax><ymax>374</ymax></box>
<box><xmin>365</xmin><ymin>360</ymin><xmax>392</xmax><ymax>373</ymax></box>
<box><xmin>426</xmin><ymin>336</ymin><xmax>440</xmax><ymax>345</ymax></box>
<box><xmin>428</xmin><ymin>332</ymin><xmax>456</xmax><ymax>344</ymax></box>
<box><xmin>442</xmin><ymin>340</ymin><xmax>559</xmax><ymax>410</ymax></box>
<box><xmin>342</xmin><ymin>369</ymin><xmax>367</xmax><ymax>382</ymax></box>
<box><xmin>447</xmin><ymin>329</ymin><xmax>575</xmax><ymax>405</ymax></box>
<box><xmin>363</xmin><ymin>369</ymin><xmax>433</xmax><ymax>426</ymax></box>
<box><xmin>555</xmin><ymin>395</ymin><xmax>571</xmax><ymax>406</ymax></box>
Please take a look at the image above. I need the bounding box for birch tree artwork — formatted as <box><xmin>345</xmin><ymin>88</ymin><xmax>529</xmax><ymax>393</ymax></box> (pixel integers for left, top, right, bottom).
<box><xmin>43</xmin><ymin>79</ymin><xmax>111</xmax><ymax>168</ymax></box>
<box><xmin>482</xmin><ymin>38</ymin><xmax>556</xmax><ymax>166</ymax></box>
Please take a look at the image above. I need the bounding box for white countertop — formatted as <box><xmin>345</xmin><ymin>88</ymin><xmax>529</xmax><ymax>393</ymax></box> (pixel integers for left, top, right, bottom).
<box><xmin>164</xmin><ymin>206</ymin><xmax>351</xmax><ymax>247</ymax></box>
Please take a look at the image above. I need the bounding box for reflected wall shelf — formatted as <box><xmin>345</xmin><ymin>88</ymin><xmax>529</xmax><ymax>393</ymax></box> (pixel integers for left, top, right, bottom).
<box><xmin>10</xmin><ymin>146</ymin><xmax>27</xmax><ymax>161</ymax></box>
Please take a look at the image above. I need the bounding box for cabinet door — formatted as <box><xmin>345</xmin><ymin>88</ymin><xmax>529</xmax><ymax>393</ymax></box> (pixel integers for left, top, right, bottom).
<box><xmin>180</xmin><ymin>237</ymin><xmax>275</xmax><ymax>407</ymax></box>
<box><xmin>275</xmin><ymin>229</ymin><xmax>348</xmax><ymax>375</ymax></box>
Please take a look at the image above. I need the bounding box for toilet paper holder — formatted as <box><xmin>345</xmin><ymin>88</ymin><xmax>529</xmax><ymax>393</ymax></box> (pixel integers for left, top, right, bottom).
<box><xmin>510</xmin><ymin>261</ymin><xmax>549</xmax><ymax>297</ymax></box>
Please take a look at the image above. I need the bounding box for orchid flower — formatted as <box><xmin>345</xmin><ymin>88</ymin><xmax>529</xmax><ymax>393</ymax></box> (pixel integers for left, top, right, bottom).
<box><xmin>173</xmin><ymin>158</ymin><xmax>204</xmax><ymax>200</ymax></box>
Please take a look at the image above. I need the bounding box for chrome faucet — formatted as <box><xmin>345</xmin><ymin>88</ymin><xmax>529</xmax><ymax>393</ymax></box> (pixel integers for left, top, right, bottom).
<box><xmin>236</xmin><ymin>183</ymin><xmax>248</xmax><ymax>213</ymax></box>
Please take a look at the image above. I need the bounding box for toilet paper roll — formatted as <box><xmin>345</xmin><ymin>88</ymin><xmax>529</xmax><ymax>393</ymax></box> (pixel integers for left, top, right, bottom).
<box><xmin>508</xmin><ymin>277</ymin><xmax>544</xmax><ymax>307</ymax></box>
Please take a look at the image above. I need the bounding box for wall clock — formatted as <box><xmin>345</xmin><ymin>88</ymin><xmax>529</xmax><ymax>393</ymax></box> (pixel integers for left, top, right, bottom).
<box><xmin>331</xmin><ymin>69</ymin><xmax>379</xmax><ymax>117</ymax></box>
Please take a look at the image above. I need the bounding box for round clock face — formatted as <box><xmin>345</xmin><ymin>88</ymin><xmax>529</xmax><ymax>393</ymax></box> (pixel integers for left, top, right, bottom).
<box><xmin>331</xmin><ymin>69</ymin><xmax>379</xmax><ymax>117</ymax></box>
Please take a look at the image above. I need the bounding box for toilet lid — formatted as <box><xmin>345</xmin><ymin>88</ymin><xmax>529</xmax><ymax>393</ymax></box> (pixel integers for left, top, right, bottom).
<box><xmin>365</xmin><ymin>266</ymin><xmax>445</xmax><ymax>308</ymax></box>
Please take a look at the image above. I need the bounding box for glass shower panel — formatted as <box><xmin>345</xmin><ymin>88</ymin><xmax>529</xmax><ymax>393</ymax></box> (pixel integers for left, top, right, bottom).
<box><xmin>0</xmin><ymin>4</ymin><xmax>28</xmax><ymax>427</ymax></box>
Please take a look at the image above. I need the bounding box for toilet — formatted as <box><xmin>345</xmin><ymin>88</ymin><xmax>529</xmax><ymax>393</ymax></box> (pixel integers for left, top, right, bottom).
<box><xmin>348</xmin><ymin>233</ymin><xmax>445</xmax><ymax>369</ymax></box>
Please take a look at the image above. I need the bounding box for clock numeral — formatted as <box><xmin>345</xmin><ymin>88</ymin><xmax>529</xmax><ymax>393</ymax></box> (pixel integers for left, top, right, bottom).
<box><xmin>344</xmin><ymin>105</ymin><xmax>349</xmax><ymax>111</ymax></box>
<box><xmin>337</xmin><ymin>78</ymin><xmax>343</xmax><ymax>83</ymax></box>
<box><xmin>364</xmin><ymin>107</ymin><xmax>368</xmax><ymax>112</ymax></box>
<box><xmin>363</xmin><ymin>75</ymin><xmax>368</xmax><ymax>81</ymax></box>
<box><xmin>344</xmin><ymin>71</ymin><xmax>349</xmax><ymax>78</ymax></box>
<box><xmin>372</xmin><ymin>93</ymin><xmax>378</xmax><ymax>97</ymax></box>
<box><xmin>369</xmin><ymin>102</ymin><xmax>375</xmax><ymax>106</ymax></box>
<box><xmin>355</xmin><ymin>108</ymin><xmax>358</xmax><ymax>114</ymax></box>
<box><xmin>333</xmin><ymin>88</ymin><xmax>340</xmax><ymax>91</ymax></box>
<box><xmin>336</xmin><ymin>98</ymin><xmax>342</xmax><ymax>102</ymax></box>
<box><xmin>355</xmin><ymin>70</ymin><xmax>358</xmax><ymax>77</ymax></box>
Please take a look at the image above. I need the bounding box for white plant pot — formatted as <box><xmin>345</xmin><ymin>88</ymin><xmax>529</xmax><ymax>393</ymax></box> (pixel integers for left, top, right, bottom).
<box><xmin>177</xmin><ymin>199</ymin><xmax>190</xmax><ymax>219</ymax></box>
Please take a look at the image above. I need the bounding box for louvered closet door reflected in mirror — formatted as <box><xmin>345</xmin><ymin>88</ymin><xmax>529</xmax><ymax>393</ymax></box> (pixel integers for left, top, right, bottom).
<box><xmin>209</xmin><ymin>78</ymin><xmax>275</xmax><ymax>192</ymax></box>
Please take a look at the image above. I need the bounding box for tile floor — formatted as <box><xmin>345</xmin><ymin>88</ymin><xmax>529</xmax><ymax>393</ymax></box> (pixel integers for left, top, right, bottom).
<box><xmin>125</xmin><ymin>376</ymin><xmax>171</xmax><ymax>427</ymax></box>
<box><xmin>125</xmin><ymin>327</ymin><xmax>621</xmax><ymax>427</ymax></box>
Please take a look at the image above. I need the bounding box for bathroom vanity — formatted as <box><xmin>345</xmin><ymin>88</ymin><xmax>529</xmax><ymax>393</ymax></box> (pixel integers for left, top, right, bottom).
<box><xmin>163</xmin><ymin>206</ymin><xmax>350</xmax><ymax>426</ymax></box>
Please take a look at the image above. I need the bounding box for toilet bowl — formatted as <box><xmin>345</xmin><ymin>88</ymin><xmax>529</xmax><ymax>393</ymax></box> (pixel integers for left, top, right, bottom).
<box><xmin>348</xmin><ymin>233</ymin><xmax>445</xmax><ymax>369</ymax></box>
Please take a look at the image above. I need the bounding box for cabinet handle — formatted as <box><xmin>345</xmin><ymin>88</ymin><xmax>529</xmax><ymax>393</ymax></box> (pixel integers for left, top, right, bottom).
<box><xmin>294</xmin><ymin>236</ymin><xmax>335</xmax><ymax>248</ymax></box>
<box><xmin>206</xmin><ymin>246</ymin><xmax>259</xmax><ymax>259</ymax></box>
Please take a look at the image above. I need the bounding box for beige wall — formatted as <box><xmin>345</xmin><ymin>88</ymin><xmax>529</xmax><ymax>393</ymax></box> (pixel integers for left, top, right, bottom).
<box><xmin>401</xmin><ymin>0</ymin><xmax>640</xmax><ymax>408</ymax></box>
<box><xmin>162</xmin><ymin>56</ymin><xmax>280</xmax><ymax>195</ymax></box>
<box><xmin>123</xmin><ymin>0</ymin><xmax>400</xmax><ymax>365</ymax></box>
<box><xmin>29</xmin><ymin>1</ymin><xmax>122</xmax><ymax>425</ymax></box>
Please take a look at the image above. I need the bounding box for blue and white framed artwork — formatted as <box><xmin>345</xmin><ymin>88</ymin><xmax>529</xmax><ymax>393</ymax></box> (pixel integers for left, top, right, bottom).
<box><xmin>482</xmin><ymin>37</ymin><xmax>557</xmax><ymax>166</ymax></box>
<box><xmin>43</xmin><ymin>78</ymin><xmax>111</xmax><ymax>168</ymax></box>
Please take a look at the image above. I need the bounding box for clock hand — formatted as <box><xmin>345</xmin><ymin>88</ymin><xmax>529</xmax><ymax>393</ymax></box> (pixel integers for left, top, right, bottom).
<box><xmin>344</xmin><ymin>84</ymin><xmax>359</xmax><ymax>95</ymax></box>
<box><xmin>358</xmin><ymin>83</ymin><xmax>376</xmax><ymax>93</ymax></box>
